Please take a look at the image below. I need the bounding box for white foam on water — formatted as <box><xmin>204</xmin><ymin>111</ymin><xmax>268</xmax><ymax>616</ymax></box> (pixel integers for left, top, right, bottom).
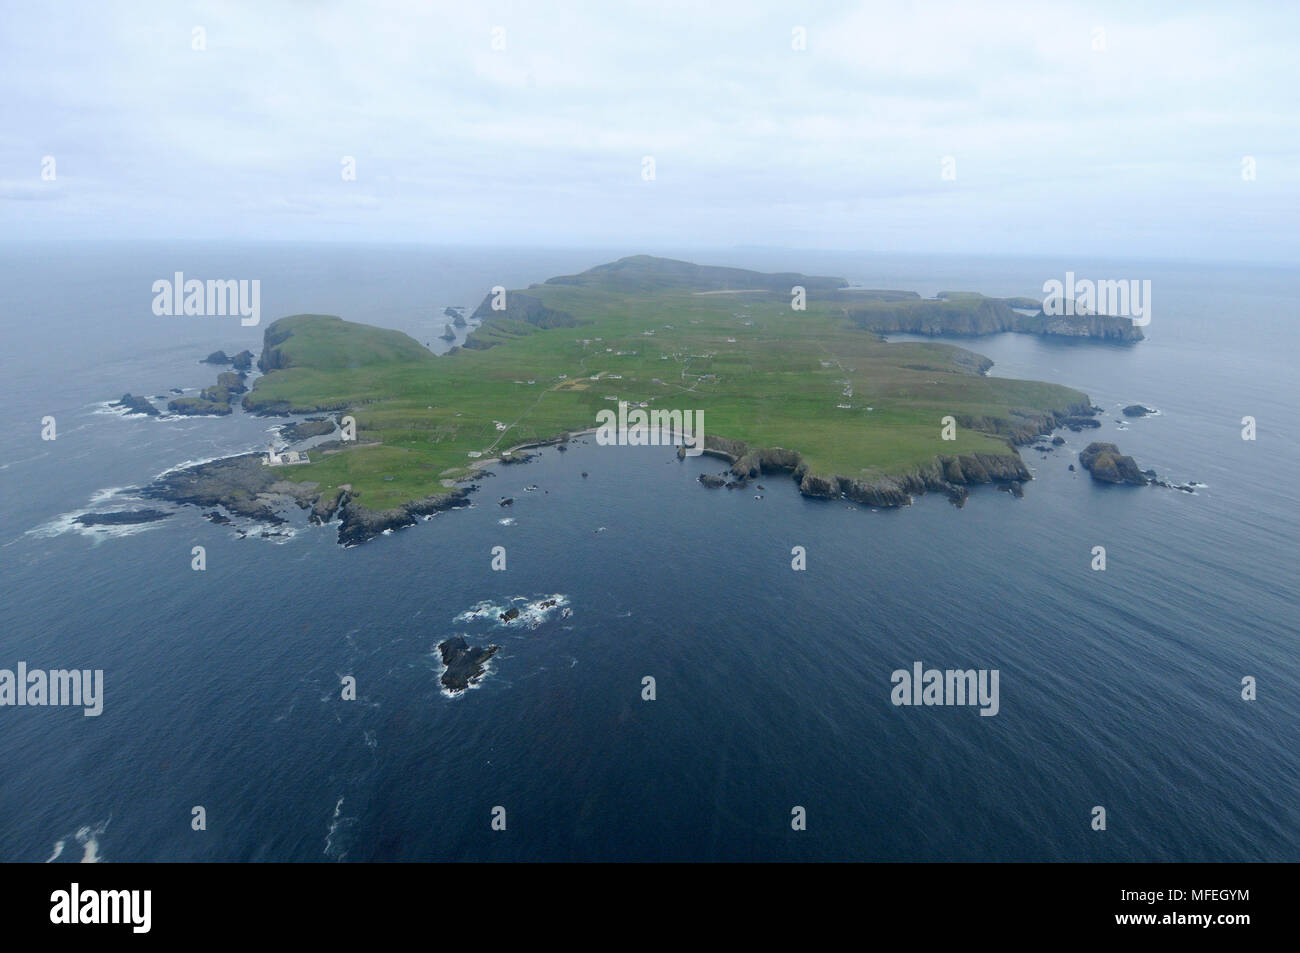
<box><xmin>453</xmin><ymin>594</ymin><xmax>571</xmax><ymax>630</ymax></box>
<box><xmin>75</xmin><ymin>818</ymin><xmax>110</xmax><ymax>863</ymax></box>
<box><xmin>27</xmin><ymin>509</ymin><xmax>170</xmax><ymax>542</ymax></box>
<box><xmin>324</xmin><ymin>796</ymin><xmax>355</xmax><ymax>861</ymax></box>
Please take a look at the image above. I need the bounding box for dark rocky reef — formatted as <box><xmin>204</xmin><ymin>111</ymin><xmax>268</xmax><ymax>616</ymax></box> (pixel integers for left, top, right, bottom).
<box><xmin>279</xmin><ymin>416</ymin><xmax>336</xmax><ymax>441</ymax></box>
<box><xmin>437</xmin><ymin>636</ymin><xmax>499</xmax><ymax>694</ymax></box>
<box><xmin>143</xmin><ymin>453</ymin><xmax>310</xmax><ymax>520</ymax></box>
<box><xmin>163</xmin><ymin>362</ymin><xmax>250</xmax><ymax>416</ymax></box>
<box><xmin>166</xmin><ymin>396</ymin><xmax>232</xmax><ymax>416</ymax></box>
<box><xmin>231</xmin><ymin>349</ymin><xmax>254</xmax><ymax>370</ymax></box>
<box><xmin>74</xmin><ymin>509</ymin><xmax>171</xmax><ymax>526</ymax></box>
<box><xmin>498</xmin><ymin>451</ymin><xmax>538</xmax><ymax>465</ymax></box>
<box><xmin>111</xmin><ymin>393</ymin><xmax>160</xmax><ymax>417</ymax></box>
<box><xmin>1123</xmin><ymin>404</ymin><xmax>1154</xmax><ymax>417</ymax></box>
<box><xmin>1078</xmin><ymin>442</ymin><xmax>1148</xmax><ymax>485</ymax></box>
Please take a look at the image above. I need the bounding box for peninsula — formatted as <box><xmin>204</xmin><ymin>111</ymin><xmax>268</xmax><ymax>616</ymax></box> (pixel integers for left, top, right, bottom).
<box><xmin>146</xmin><ymin>256</ymin><xmax>1144</xmax><ymax>544</ymax></box>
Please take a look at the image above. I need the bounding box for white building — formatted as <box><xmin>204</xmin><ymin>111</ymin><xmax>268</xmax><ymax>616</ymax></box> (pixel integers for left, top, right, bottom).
<box><xmin>263</xmin><ymin>445</ymin><xmax>310</xmax><ymax>467</ymax></box>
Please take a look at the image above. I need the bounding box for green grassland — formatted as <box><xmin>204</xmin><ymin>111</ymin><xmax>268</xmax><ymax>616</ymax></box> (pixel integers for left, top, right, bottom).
<box><xmin>243</xmin><ymin>259</ymin><xmax>1090</xmax><ymax>510</ymax></box>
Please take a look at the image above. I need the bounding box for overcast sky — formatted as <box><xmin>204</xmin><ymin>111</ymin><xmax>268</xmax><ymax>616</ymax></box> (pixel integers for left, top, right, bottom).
<box><xmin>3</xmin><ymin>1</ymin><xmax>1297</xmax><ymax>261</ymax></box>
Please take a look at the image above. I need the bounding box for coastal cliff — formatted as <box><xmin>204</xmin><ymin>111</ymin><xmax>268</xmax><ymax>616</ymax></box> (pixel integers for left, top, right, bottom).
<box><xmin>696</xmin><ymin>405</ymin><xmax>1092</xmax><ymax>508</ymax></box>
<box><xmin>845</xmin><ymin>294</ymin><xmax>1144</xmax><ymax>342</ymax></box>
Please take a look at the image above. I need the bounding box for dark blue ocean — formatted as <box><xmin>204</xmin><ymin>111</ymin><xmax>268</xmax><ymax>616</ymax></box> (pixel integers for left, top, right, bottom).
<box><xmin>1</xmin><ymin>242</ymin><xmax>1295</xmax><ymax>861</ymax></box>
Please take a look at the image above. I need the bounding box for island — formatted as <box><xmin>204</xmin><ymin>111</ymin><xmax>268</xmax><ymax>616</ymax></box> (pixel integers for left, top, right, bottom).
<box><xmin>437</xmin><ymin>637</ymin><xmax>499</xmax><ymax>694</ymax></box>
<box><xmin>144</xmin><ymin>255</ymin><xmax>1147</xmax><ymax>544</ymax></box>
<box><xmin>111</xmin><ymin>393</ymin><xmax>160</xmax><ymax>417</ymax></box>
<box><xmin>1078</xmin><ymin>442</ymin><xmax>1148</xmax><ymax>485</ymax></box>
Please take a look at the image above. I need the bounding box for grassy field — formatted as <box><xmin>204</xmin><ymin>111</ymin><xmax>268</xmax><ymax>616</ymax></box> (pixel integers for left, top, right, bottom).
<box><xmin>243</xmin><ymin>259</ymin><xmax>1090</xmax><ymax>510</ymax></box>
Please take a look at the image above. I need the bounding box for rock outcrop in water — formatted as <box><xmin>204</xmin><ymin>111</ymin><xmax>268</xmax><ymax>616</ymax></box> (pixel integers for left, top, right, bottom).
<box><xmin>1123</xmin><ymin>404</ymin><xmax>1154</xmax><ymax>417</ymax></box>
<box><xmin>74</xmin><ymin>509</ymin><xmax>171</xmax><ymax>526</ymax></box>
<box><xmin>217</xmin><ymin>371</ymin><xmax>247</xmax><ymax>395</ymax></box>
<box><xmin>437</xmin><ymin>636</ymin><xmax>499</xmax><ymax>693</ymax></box>
<box><xmin>166</xmin><ymin>395</ymin><xmax>232</xmax><ymax>416</ymax></box>
<box><xmin>111</xmin><ymin>393</ymin><xmax>160</xmax><ymax>417</ymax></box>
<box><xmin>1078</xmin><ymin>442</ymin><xmax>1148</xmax><ymax>485</ymax></box>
